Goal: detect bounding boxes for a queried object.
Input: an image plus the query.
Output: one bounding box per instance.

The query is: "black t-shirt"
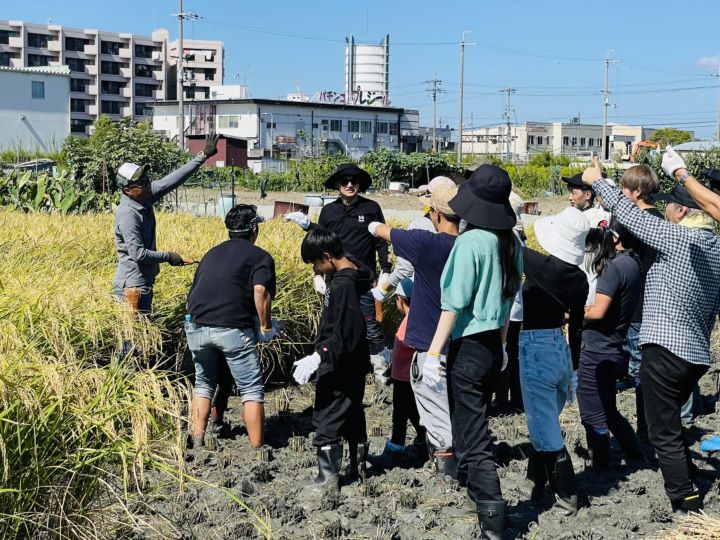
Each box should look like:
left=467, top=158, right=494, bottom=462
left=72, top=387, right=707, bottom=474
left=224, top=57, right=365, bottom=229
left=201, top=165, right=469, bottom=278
left=187, top=238, right=276, bottom=329
left=315, top=196, right=391, bottom=275
left=627, top=206, right=663, bottom=323
left=583, top=251, right=641, bottom=353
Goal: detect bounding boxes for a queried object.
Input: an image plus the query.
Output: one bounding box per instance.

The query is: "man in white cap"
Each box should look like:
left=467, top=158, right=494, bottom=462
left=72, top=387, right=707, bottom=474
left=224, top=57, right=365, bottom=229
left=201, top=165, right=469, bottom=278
left=113, top=132, right=219, bottom=315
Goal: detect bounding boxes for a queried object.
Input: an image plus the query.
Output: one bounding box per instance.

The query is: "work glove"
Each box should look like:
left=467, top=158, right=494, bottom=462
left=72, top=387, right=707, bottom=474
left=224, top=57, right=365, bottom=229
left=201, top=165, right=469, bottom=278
left=423, top=352, right=446, bottom=391
left=367, top=221, right=382, bottom=237
left=293, top=352, right=321, bottom=385
left=313, top=274, right=327, bottom=295
left=258, top=321, right=279, bottom=343
left=202, top=132, right=220, bottom=159
left=371, top=272, right=393, bottom=302
left=567, top=370, right=578, bottom=404
left=501, top=346, right=509, bottom=372
left=284, top=211, right=310, bottom=230
left=167, top=252, right=185, bottom=266
left=662, top=145, right=687, bottom=179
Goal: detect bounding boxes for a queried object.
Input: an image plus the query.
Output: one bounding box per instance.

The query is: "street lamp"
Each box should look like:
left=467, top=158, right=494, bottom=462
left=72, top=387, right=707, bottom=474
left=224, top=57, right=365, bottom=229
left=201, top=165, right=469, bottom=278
left=260, top=112, right=274, bottom=159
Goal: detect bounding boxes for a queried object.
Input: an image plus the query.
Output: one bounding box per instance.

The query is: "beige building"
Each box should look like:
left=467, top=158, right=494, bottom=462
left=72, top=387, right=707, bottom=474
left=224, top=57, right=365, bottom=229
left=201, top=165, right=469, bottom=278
left=167, top=39, right=224, bottom=100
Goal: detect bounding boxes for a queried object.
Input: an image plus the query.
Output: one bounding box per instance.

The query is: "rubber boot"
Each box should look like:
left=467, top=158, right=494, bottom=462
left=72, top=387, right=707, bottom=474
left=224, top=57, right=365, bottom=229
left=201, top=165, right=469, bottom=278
left=404, top=436, right=429, bottom=468
left=311, top=444, right=342, bottom=493
left=671, top=489, right=703, bottom=514
left=635, top=385, right=649, bottom=443
left=611, top=417, right=647, bottom=466
left=547, top=447, right=578, bottom=517
left=526, top=448, right=548, bottom=501
left=586, top=430, right=611, bottom=472
left=367, top=440, right=407, bottom=469
left=345, top=441, right=369, bottom=483
left=476, top=500, right=506, bottom=540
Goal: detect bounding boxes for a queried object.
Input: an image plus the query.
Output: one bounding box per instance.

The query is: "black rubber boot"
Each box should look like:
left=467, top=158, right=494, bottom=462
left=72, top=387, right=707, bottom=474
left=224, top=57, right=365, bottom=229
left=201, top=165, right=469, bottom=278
left=526, top=448, right=548, bottom=501
left=671, top=489, right=703, bottom=514
left=367, top=440, right=407, bottom=470
left=547, top=447, right=578, bottom=517
left=312, top=444, right=342, bottom=492
left=611, top=417, right=647, bottom=466
left=476, top=500, right=506, bottom=540
left=635, top=385, right=649, bottom=443
left=345, top=441, right=369, bottom=483
left=586, top=430, right=611, bottom=472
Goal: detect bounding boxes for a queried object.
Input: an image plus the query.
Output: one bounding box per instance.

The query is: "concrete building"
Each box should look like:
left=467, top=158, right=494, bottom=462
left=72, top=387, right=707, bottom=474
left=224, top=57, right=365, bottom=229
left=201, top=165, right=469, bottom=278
left=461, top=121, right=668, bottom=161
left=152, top=97, right=420, bottom=168
left=344, top=35, right=390, bottom=107
left=0, top=65, right=70, bottom=152
left=167, top=38, right=224, bottom=100
left=419, top=125, right=454, bottom=153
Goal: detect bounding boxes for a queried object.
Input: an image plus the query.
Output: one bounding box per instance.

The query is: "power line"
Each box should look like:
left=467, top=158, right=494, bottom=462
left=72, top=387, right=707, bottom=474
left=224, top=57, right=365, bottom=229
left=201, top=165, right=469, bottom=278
left=425, top=78, right=446, bottom=151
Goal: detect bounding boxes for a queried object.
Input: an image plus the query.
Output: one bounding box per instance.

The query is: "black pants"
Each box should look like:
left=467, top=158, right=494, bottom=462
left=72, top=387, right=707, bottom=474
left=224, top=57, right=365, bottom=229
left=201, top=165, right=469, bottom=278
left=492, top=320, right=523, bottom=408
left=640, top=344, right=708, bottom=502
left=448, top=329, right=503, bottom=502
left=577, top=348, right=631, bottom=434
left=391, top=379, right=425, bottom=445
left=359, top=291, right=386, bottom=355
left=313, top=369, right=367, bottom=447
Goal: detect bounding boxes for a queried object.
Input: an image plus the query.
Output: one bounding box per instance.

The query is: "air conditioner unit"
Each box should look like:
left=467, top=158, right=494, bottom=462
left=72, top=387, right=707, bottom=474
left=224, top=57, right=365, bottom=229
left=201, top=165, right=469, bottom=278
left=151, top=51, right=162, bottom=61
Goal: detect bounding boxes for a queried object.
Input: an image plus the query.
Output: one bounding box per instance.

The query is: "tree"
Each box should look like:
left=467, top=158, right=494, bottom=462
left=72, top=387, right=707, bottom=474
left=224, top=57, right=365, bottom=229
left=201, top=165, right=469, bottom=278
left=648, top=128, right=692, bottom=147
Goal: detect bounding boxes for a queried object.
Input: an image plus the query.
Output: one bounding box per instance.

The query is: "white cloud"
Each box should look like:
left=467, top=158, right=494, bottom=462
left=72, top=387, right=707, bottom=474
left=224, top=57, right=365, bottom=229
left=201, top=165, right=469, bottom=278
left=697, top=55, right=720, bottom=70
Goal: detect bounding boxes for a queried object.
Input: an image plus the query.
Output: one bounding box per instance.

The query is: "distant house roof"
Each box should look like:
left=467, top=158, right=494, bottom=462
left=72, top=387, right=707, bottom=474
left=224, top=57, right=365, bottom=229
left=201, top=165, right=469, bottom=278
left=155, top=97, right=413, bottom=114
left=0, top=65, right=71, bottom=76
left=674, top=141, right=720, bottom=152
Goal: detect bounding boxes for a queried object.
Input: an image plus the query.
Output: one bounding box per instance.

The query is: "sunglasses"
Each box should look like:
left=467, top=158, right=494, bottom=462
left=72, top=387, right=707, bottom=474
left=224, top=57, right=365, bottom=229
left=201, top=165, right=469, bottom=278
left=127, top=178, right=150, bottom=189
left=338, top=178, right=359, bottom=187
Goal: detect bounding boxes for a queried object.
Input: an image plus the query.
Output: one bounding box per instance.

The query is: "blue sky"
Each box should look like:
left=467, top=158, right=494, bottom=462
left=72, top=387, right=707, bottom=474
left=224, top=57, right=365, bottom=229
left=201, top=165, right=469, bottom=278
left=7, top=0, right=720, bottom=137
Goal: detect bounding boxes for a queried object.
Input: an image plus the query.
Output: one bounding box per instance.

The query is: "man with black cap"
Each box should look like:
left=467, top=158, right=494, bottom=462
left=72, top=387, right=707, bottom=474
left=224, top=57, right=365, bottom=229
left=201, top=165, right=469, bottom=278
left=113, top=132, right=219, bottom=315
left=284, top=163, right=392, bottom=379
left=563, top=172, right=609, bottom=228
left=581, top=157, right=720, bottom=515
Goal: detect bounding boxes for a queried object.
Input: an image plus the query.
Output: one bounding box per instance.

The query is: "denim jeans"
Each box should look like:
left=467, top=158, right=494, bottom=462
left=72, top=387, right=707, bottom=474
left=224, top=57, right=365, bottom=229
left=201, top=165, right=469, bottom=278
left=624, top=322, right=642, bottom=384
left=520, top=329, right=573, bottom=452
left=184, top=322, right=264, bottom=403
left=359, top=290, right=386, bottom=355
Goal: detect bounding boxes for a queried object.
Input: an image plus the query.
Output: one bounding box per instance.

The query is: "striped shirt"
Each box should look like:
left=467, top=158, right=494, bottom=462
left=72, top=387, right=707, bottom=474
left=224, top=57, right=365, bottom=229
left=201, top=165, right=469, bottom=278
left=594, top=178, right=720, bottom=366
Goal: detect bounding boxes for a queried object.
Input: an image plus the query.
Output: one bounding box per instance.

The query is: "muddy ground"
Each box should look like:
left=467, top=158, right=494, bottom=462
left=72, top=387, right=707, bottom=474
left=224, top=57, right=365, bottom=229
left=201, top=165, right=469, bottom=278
left=137, top=355, right=720, bottom=540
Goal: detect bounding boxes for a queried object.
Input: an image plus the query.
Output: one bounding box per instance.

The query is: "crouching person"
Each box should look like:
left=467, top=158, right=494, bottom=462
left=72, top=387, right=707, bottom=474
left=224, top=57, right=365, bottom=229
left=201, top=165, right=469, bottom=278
left=293, top=229, right=373, bottom=493
left=186, top=204, right=277, bottom=449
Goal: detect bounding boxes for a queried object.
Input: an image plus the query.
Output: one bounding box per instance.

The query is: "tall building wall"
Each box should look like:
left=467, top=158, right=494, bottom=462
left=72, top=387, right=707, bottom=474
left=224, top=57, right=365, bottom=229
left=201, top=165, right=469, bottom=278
left=344, top=34, right=389, bottom=106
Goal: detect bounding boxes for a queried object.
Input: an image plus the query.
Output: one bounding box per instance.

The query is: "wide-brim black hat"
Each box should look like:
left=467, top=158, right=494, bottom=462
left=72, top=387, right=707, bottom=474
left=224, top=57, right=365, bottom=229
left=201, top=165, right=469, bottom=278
left=655, top=185, right=700, bottom=209
left=324, top=164, right=372, bottom=192
left=449, top=164, right=516, bottom=230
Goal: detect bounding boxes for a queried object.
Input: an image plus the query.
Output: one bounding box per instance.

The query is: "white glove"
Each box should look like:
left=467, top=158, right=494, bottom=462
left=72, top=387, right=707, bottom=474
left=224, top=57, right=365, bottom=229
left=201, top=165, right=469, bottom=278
left=501, top=346, right=509, bottom=372
left=423, top=353, right=446, bottom=391
left=371, top=272, right=393, bottom=302
left=567, top=370, right=578, bottom=404
left=367, top=221, right=382, bottom=237
left=662, top=145, right=687, bottom=179
left=313, top=274, right=327, bottom=295
left=293, top=352, right=321, bottom=385
left=284, top=211, right=310, bottom=230
left=258, top=321, right=279, bottom=343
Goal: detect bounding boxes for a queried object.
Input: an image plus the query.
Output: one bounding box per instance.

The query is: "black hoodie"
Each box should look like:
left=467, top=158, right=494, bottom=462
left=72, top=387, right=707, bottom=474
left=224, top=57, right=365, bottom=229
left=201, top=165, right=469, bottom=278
left=315, top=258, right=373, bottom=377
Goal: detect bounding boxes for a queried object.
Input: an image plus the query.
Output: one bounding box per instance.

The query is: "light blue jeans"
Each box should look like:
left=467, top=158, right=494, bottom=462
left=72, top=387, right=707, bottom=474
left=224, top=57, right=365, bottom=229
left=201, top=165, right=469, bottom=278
left=184, top=322, right=265, bottom=403
left=519, top=328, right=573, bottom=452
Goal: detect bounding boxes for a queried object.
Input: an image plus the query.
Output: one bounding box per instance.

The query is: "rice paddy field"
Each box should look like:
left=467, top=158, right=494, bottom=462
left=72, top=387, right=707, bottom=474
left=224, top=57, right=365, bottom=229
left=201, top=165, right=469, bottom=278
left=1, top=207, right=719, bottom=539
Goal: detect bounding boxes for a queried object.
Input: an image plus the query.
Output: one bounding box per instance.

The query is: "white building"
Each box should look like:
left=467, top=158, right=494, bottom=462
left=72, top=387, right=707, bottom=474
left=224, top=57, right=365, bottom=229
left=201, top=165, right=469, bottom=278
left=0, top=65, right=70, bottom=152
left=152, top=97, right=420, bottom=166
left=461, top=121, right=669, bottom=161
left=344, top=35, right=390, bottom=107
left=167, top=38, right=224, bottom=100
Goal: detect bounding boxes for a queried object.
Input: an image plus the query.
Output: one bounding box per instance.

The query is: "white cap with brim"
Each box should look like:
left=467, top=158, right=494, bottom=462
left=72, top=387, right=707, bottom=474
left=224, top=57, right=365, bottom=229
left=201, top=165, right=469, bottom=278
left=116, top=162, right=149, bottom=188
left=533, top=207, right=589, bottom=266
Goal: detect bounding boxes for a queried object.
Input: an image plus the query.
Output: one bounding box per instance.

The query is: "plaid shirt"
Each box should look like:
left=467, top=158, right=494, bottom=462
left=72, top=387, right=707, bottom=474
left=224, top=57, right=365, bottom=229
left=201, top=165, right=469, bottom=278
left=594, top=179, right=720, bottom=366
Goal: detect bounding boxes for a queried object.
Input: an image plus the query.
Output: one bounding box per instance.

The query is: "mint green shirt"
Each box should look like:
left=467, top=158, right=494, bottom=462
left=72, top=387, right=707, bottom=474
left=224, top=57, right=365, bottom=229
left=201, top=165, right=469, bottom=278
left=440, top=229, right=522, bottom=340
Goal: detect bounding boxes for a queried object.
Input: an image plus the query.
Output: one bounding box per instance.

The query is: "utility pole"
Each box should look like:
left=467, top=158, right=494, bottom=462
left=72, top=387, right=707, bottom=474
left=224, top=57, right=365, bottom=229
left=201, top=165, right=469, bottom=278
left=716, top=65, right=720, bottom=141
left=426, top=77, right=445, bottom=152
left=500, top=87, right=516, bottom=161
left=457, top=30, right=474, bottom=164
left=602, top=50, right=618, bottom=160
left=173, top=0, right=198, bottom=150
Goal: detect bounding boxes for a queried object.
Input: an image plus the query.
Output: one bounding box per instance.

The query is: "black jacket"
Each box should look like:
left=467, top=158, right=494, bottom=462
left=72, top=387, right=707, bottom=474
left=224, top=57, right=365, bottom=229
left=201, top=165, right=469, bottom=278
left=315, top=259, right=372, bottom=377
left=314, top=196, right=392, bottom=274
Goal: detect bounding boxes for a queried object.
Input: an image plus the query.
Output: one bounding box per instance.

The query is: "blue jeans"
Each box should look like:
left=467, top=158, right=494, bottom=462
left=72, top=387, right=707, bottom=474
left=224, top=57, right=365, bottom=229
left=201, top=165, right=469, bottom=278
left=625, top=322, right=642, bottom=384
left=184, top=322, right=264, bottom=403
left=520, top=329, right=573, bottom=452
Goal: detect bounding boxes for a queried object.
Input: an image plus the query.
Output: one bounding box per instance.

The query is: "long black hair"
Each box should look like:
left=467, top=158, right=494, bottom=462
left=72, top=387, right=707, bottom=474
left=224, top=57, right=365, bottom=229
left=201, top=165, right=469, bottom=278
left=584, top=227, right=616, bottom=275
left=465, top=224, right=521, bottom=299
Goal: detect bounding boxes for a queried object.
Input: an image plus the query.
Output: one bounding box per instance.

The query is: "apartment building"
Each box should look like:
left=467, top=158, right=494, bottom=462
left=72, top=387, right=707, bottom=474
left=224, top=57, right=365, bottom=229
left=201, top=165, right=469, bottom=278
left=167, top=39, right=223, bottom=100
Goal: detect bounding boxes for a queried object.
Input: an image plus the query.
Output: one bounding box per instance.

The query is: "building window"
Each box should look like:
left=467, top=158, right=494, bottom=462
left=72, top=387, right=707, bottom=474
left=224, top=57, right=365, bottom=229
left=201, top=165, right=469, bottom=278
left=27, top=54, right=50, bottom=67
left=70, top=78, right=88, bottom=92
left=218, top=116, right=239, bottom=129
left=65, top=37, right=87, bottom=52
left=563, top=136, right=569, bottom=146
left=101, top=80, right=124, bottom=95
left=134, top=44, right=157, bottom=59
left=27, top=33, right=49, bottom=48
left=135, top=64, right=155, bottom=78
left=135, top=102, right=150, bottom=116
left=184, top=87, right=195, bottom=99
left=377, top=122, right=389, bottom=134
left=0, top=30, right=20, bottom=45
left=321, top=119, right=329, bottom=131
left=360, top=121, right=372, bottom=134
left=587, top=138, right=593, bottom=147
left=537, top=136, right=543, bottom=145
left=571, top=137, right=577, bottom=146
left=389, top=123, right=399, bottom=136
left=67, top=58, right=87, bottom=72
left=204, top=68, right=215, bottom=81
left=0, top=52, right=11, bottom=66
left=101, top=61, right=122, bottom=75
left=348, top=120, right=360, bottom=133
left=134, top=83, right=155, bottom=97
left=580, top=137, right=586, bottom=146
left=528, top=135, right=535, bottom=145
left=31, top=81, right=45, bottom=99
left=265, top=122, right=276, bottom=129
left=330, top=119, right=342, bottom=132
left=101, top=100, right=122, bottom=114
left=70, top=99, right=87, bottom=113
left=101, top=41, right=121, bottom=55
left=71, top=119, right=92, bottom=133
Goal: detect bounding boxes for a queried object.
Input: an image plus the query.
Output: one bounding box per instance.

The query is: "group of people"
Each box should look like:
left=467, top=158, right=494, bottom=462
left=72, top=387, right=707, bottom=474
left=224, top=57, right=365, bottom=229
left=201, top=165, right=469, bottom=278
left=112, top=133, right=720, bottom=539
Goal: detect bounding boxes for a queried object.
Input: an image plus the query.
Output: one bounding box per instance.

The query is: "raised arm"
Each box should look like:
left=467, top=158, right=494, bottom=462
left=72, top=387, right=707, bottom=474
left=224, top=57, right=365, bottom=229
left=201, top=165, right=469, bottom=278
left=151, top=133, right=218, bottom=201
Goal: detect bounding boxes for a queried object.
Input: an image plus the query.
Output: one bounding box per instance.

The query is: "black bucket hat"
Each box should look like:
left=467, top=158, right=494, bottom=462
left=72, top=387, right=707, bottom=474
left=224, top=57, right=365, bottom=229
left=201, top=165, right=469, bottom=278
left=655, top=185, right=700, bottom=209
left=449, top=164, right=516, bottom=230
left=324, top=163, right=372, bottom=192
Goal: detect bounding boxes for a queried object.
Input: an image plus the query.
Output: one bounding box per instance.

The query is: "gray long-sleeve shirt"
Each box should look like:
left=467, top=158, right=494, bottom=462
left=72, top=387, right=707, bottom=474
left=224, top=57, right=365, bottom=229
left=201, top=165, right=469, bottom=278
left=112, top=156, right=204, bottom=290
